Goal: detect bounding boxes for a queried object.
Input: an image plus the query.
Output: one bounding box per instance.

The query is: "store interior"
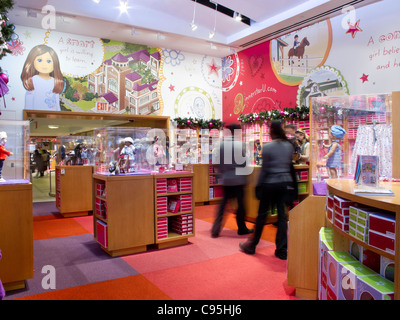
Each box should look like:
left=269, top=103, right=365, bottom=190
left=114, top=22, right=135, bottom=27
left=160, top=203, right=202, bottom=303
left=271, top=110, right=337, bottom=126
left=1, top=0, right=400, bottom=302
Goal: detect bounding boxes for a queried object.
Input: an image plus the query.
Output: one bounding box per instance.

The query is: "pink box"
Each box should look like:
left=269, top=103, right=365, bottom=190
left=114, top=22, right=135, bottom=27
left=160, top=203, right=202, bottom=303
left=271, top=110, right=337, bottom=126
left=333, top=196, right=356, bottom=209
left=369, top=212, right=395, bottom=237
left=96, top=221, right=108, bottom=248
left=368, top=230, right=395, bottom=254
left=298, top=120, right=310, bottom=128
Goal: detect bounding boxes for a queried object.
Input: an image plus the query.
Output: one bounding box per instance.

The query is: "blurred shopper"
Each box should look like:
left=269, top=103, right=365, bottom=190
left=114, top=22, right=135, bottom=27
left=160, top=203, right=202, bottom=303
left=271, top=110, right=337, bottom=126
left=240, top=120, right=297, bottom=259
left=211, top=123, right=253, bottom=238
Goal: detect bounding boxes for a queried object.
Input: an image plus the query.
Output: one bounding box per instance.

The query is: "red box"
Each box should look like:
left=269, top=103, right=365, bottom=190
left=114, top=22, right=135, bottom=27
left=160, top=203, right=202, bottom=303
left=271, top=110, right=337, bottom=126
left=334, top=205, right=349, bottom=216
left=333, top=196, right=355, bottom=208
left=214, top=186, right=224, bottom=198
left=369, top=212, right=395, bottom=237
left=327, top=195, right=334, bottom=210
left=335, top=212, right=349, bottom=224
left=368, top=230, right=395, bottom=254
left=334, top=217, right=349, bottom=232
left=96, top=221, right=108, bottom=248
left=156, top=178, right=167, bottom=194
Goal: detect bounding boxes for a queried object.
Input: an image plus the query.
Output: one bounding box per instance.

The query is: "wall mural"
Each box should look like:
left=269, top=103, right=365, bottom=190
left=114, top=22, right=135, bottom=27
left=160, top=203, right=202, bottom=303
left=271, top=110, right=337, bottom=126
left=0, top=26, right=222, bottom=121
left=223, top=0, right=400, bottom=123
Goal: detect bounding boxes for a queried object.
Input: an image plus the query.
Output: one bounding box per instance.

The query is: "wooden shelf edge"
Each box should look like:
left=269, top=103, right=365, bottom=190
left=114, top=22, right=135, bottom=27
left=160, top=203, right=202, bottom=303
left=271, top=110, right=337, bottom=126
left=326, top=216, right=395, bottom=260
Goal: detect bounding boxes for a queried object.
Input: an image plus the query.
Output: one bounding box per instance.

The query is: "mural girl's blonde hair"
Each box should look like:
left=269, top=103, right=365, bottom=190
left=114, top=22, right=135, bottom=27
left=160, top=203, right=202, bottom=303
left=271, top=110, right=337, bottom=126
left=20, top=44, right=64, bottom=94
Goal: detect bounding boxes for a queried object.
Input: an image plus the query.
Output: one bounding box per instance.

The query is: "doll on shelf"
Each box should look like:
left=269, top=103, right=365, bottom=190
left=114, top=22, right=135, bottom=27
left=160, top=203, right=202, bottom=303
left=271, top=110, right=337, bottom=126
left=119, top=137, right=136, bottom=173
left=323, top=125, right=346, bottom=179
left=153, top=136, right=166, bottom=166
left=0, top=131, right=13, bottom=182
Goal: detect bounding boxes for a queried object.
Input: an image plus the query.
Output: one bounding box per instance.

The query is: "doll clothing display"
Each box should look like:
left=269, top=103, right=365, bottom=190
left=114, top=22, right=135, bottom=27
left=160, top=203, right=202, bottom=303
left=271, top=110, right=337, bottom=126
left=0, top=144, right=12, bottom=180
left=349, top=124, right=392, bottom=179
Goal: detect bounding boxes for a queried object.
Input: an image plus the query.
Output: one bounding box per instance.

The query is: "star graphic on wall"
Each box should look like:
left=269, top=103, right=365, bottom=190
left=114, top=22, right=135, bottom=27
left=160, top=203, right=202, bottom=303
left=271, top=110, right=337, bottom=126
left=360, top=73, right=369, bottom=83
left=207, top=58, right=221, bottom=76
left=168, top=84, right=175, bottom=91
left=346, top=19, right=362, bottom=38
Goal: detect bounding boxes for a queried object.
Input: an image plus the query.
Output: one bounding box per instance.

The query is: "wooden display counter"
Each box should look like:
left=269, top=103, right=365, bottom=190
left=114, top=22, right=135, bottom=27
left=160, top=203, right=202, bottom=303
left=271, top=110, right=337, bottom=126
left=193, top=164, right=223, bottom=204
left=56, top=165, right=93, bottom=217
left=326, top=179, right=400, bottom=300
left=288, top=179, right=400, bottom=300
left=0, top=183, right=33, bottom=291
left=93, top=174, right=155, bottom=257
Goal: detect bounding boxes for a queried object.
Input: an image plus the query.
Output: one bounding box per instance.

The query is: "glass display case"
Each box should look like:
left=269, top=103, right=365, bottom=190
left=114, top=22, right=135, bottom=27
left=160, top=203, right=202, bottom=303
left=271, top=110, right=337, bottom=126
left=310, top=93, right=392, bottom=194
left=93, top=127, right=174, bottom=175
left=56, top=135, right=96, bottom=166
left=0, top=119, right=30, bottom=184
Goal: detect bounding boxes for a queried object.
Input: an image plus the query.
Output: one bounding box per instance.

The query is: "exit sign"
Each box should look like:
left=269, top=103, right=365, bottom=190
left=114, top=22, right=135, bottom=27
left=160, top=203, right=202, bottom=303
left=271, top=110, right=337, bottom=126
left=96, top=101, right=108, bottom=111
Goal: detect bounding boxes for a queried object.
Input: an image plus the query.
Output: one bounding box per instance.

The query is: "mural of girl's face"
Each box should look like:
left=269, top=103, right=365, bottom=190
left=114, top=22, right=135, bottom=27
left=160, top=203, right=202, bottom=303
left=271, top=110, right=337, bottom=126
left=34, top=52, right=54, bottom=75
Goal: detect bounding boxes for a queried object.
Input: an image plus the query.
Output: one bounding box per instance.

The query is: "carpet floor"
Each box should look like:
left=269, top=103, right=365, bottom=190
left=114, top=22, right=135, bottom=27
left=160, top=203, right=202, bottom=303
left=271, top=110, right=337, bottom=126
left=4, top=201, right=296, bottom=300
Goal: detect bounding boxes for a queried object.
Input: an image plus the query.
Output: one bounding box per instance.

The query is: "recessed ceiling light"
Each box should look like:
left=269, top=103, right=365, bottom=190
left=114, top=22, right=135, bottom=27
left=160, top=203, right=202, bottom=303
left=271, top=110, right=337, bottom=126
left=92, top=0, right=100, bottom=3
left=118, top=0, right=129, bottom=13
left=48, top=125, right=59, bottom=129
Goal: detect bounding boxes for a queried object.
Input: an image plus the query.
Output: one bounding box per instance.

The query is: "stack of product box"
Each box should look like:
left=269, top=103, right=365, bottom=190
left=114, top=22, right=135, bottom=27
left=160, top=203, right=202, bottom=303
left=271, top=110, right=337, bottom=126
left=318, top=227, right=333, bottom=300
left=297, top=170, right=308, bottom=181
left=333, top=196, right=356, bottom=232
left=368, top=212, right=396, bottom=255
left=170, top=214, right=193, bottom=235
left=319, top=229, right=396, bottom=300
left=95, top=197, right=107, bottom=219
left=156, top=196, right=168, bottom=215
left=157, top=217, right=168, bottom=239
left=297, top=182, right=307, bottom=194
left=179, top=194, right=192, bottom=212
left=156, top=178, right=167, bottom=194
left=349, top=206, right=370, bottom=242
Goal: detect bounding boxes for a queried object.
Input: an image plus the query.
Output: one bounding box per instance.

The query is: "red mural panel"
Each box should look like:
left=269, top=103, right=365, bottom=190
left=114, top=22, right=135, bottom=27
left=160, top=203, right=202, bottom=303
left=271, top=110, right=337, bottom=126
left=222, top=41, right=298, bottom=124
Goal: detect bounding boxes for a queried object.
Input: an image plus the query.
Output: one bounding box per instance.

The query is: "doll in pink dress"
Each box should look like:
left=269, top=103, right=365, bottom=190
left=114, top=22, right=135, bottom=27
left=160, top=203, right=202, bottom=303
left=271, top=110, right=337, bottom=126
left=0, top=131, right=13, bottom=182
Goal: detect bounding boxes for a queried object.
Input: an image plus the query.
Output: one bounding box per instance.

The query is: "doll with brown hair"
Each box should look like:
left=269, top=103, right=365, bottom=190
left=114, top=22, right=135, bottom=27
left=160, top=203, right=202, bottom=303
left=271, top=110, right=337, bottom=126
left=20, top=44, right=64, bottom=111
left=0, top=131, right=13, bottom=182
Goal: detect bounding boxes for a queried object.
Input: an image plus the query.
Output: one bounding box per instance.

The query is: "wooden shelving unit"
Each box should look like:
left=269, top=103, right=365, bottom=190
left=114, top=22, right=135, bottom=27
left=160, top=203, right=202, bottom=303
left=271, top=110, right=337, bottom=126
left=56, top=165, right=93, bottom=217
left=0, top=183, right=33, bottom=291
left=288, top=91, right=400, bottom=300
left=154, top=172, right=195, bottom=249
left=325, top=179, right=400, bottom=300
left=92, top=173, right=155, bottom=257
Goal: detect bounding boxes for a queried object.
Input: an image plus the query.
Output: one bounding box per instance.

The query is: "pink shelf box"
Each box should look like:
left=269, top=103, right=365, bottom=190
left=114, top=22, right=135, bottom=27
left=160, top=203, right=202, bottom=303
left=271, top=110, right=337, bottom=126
left=156, top=178, right=167, bottom=194
left=156, top=197, right=168, bottom=215
left=178, top=177, right=192, bottom=192
left=96, top=220, right=108, bottom=248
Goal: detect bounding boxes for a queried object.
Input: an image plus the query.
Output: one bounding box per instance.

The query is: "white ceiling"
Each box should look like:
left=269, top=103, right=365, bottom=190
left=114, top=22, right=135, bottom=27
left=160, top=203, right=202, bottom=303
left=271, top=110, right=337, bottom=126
left=9, top=0, right=381, bottom=58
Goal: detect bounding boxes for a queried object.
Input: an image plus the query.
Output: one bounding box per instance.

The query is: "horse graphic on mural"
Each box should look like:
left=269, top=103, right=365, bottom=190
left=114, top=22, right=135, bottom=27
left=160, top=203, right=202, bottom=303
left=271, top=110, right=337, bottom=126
left=288, top=37, right=310, bottom=65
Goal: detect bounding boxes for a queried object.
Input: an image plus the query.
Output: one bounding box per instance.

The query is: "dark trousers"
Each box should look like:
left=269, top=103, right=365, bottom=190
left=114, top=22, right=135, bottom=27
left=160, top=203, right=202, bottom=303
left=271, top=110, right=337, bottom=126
left=251, top=182, right=289, bottom=254
left=0, top=159, right=4, bottom=178
left=212, top=185, right=248, bottom=235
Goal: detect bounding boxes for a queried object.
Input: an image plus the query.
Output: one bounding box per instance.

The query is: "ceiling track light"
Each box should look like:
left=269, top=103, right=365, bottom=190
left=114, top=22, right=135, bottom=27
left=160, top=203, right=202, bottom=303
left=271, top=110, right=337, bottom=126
left=233, top=11, right=242, bottom=22
left=209, top=2, right=217, bottom=39
left=190, top=0, right=198, bottom=31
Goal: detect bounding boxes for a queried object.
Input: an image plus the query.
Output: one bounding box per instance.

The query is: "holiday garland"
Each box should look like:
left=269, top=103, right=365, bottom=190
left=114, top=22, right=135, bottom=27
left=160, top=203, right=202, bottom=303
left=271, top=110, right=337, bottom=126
left=0, top=0, right=15, bottom=70
left=173, top=117, right=223, bottom=129
left=238, top=105, right=310, bottom=124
